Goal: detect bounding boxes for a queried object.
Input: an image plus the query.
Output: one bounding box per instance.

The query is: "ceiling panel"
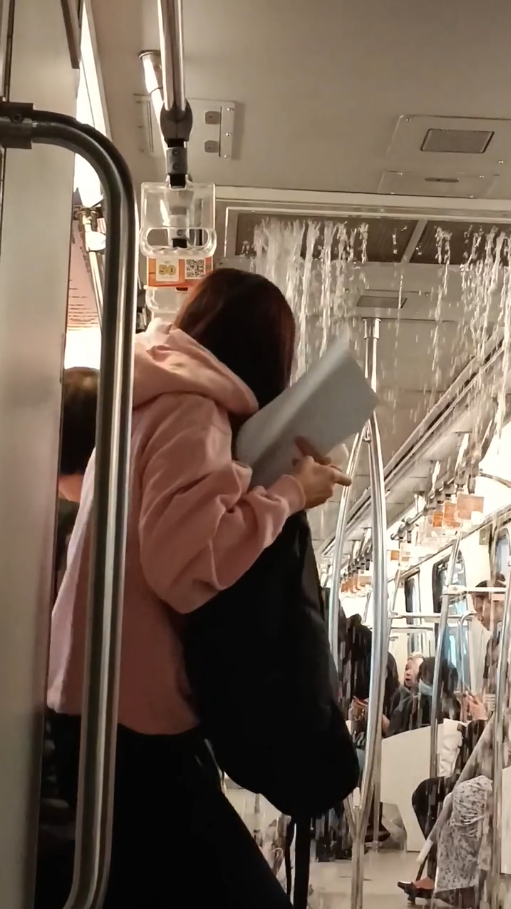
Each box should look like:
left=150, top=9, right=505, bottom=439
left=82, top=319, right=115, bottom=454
left=89, top=0, right=511, bottom=197
left=88, top=0, right=511, bottom=198
left=85, top=0, right=511, bottom=553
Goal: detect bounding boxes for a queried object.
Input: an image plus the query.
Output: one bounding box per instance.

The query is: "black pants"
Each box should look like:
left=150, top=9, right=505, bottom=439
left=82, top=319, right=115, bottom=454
left=411, top=775, right=455, bottom=871
left=41, top=713, right=291, bottom=909
left=412, top=775, right=455, bottom=838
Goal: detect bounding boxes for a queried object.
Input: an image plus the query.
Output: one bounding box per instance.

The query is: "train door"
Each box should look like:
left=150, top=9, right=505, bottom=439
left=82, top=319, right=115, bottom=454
left=0, top=3, right=78, bottom=907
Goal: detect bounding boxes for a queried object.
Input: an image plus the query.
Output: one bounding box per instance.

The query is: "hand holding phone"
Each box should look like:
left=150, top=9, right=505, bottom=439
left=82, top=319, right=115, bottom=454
left=463, top=692, right=487, bottom=722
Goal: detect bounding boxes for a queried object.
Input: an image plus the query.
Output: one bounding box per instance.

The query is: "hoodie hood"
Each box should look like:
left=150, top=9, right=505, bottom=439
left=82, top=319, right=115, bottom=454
left=132, top=320, right=258, bottom=416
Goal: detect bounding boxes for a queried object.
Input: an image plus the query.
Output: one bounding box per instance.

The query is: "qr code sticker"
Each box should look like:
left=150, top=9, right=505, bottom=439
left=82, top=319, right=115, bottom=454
left=185, top=259, right=207, bottom=280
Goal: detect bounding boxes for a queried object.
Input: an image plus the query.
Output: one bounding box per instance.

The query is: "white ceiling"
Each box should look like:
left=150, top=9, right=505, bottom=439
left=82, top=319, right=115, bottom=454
left=89, top=0, right=511, bottom=198
left=85, top=0, right=511, bottom=555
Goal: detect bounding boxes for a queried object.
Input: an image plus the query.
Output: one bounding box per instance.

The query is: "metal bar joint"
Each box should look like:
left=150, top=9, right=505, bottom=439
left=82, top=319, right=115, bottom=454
left=0, top=100, right=34, bottom=148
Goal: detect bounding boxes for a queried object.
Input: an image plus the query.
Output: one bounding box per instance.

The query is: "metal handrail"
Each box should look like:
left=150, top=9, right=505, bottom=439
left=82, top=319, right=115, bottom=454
left=157, top=0, right=186, bottom=115
left=429, top=532, right=462, bottom=780
left=490, top=568, right=511, bottom=906
left=390, top=612, right=462, bottom=622
left=328, top=431, right=363, bottom=669
left=389, top=625, right=436, bottom=634
left=480, top=470, right=511, bottom=490
left=21, top=108, right=137, bottom=909
left=351, top=411, right=387, bottom=909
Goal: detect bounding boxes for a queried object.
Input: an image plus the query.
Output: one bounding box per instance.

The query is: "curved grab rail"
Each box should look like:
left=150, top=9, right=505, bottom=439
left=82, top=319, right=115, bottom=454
left=28, top=111, right=138, bottom=909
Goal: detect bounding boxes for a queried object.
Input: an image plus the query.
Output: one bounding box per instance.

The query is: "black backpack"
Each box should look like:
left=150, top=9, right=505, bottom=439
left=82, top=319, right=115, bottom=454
left=183, top=511, right=359, bottom=905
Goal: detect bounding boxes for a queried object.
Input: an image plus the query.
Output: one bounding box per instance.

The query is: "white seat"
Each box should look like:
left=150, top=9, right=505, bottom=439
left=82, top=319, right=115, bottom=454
left=380, top=724, right=459, bottom=852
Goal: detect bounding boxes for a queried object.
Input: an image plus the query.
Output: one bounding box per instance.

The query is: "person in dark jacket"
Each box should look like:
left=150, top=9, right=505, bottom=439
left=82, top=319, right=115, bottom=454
left=54, top=367, right=99, bottom=595
left=339, top=615, right=402, bottom=842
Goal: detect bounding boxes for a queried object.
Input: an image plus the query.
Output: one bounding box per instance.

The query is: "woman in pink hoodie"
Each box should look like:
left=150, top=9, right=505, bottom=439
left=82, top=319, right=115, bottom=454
left=47, top=268, right=348, bottom=908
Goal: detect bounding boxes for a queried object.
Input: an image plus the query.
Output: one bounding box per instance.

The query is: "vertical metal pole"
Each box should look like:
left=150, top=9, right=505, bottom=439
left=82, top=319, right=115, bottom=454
left=429, top=533, right=462, bottom=780
left=369, top=567, right=400, bottom=853
left=351, top=318, right=387, bottom=909
left=352, top=411, right=387, bottom=909
left=490, top=569, right=511, bottom=907
left=157, top=0, right=186, bottom=114
left=364, top=318, right=385, bottom=854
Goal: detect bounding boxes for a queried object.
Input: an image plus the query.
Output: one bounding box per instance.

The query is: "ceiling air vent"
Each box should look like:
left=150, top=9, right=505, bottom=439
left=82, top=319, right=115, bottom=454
left=424, top=177, right=460, bottom=184
left=356, top=291, right=406, bottom=311
left=421, top=129, right=494, bottom=155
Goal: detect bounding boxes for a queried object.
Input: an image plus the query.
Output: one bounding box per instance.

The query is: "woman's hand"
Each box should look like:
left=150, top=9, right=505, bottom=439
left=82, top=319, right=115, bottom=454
left=291, top=437, right=351, bottom=510
left=464, top=693, right=488, bottom=722
left=351, top=697, right=368, bottom=720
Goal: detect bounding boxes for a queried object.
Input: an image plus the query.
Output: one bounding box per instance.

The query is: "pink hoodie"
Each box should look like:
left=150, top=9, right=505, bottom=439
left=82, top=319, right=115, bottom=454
left=47, top=323, right=305, bottom=735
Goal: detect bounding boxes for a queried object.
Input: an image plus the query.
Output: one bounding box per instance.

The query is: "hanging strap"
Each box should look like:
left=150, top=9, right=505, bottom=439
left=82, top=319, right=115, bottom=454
left=284, top=816, right=311, bottom=909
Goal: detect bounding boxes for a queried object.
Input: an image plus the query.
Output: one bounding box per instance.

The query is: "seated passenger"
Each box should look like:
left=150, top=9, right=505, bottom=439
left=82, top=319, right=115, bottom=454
left=341, top=617, right=401, bottom=843
left=403, top=652, right=424, bottom=693
left=408, top=710, right=505, bottom=907
left=46, top=268, right=349, bottom=908
left=473, top=576, right=505, bottom=633
left=473, top=577, right=505, bottom=710
left=397, top=585, right=505, bottom=902
left=384, top=653, right=419, bottom=720
left=387, top=656, right=459, bottom=737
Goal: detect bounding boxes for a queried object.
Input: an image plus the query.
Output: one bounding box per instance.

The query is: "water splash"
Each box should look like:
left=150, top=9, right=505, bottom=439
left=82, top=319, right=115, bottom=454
left=494, top=237, right=511, bottom=443
left=319, top=222, right=335, bottom=356
left=429, top=227, right=452, bottom=404
left=249, top=216, right=511, bottom=503
left=251, top=218, right=369, bottom=375
left=297, top=222, right=320, bottom=375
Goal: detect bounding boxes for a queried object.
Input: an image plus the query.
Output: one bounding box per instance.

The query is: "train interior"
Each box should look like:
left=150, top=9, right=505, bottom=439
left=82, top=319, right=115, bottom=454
left=3, top=0, right=511, bottom=907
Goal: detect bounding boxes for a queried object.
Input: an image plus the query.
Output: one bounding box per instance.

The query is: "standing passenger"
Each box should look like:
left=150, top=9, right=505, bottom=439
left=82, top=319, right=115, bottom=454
left=37, top=366, right=98, bottom=909
left=47, top=268, right=350, bottom=909
left=55, top=367, right=99, bottom=594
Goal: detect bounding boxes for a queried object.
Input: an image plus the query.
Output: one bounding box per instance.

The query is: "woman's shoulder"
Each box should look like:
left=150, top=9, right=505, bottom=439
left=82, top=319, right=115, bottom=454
left=135, top=389, right=232, bottom=437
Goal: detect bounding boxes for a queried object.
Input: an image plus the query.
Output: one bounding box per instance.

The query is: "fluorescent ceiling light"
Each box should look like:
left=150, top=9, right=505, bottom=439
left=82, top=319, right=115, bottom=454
left=140, top=51, right=166, bottom=151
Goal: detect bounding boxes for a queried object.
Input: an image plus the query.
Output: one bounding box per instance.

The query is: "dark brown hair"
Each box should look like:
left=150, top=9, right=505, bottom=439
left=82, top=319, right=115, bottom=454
left=174, top=268, right=296, bottom=408
left=59, top=367, right=99, bottom=476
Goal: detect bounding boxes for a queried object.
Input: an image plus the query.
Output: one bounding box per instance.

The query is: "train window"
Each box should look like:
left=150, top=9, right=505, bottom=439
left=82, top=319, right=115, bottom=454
left=493, top=529, right=510, bottom=580
left=432, top=553, right=469, bottom=686
left=404, top=573, right=421, bottom=653
left=432, top=552, right=466, bottom=613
